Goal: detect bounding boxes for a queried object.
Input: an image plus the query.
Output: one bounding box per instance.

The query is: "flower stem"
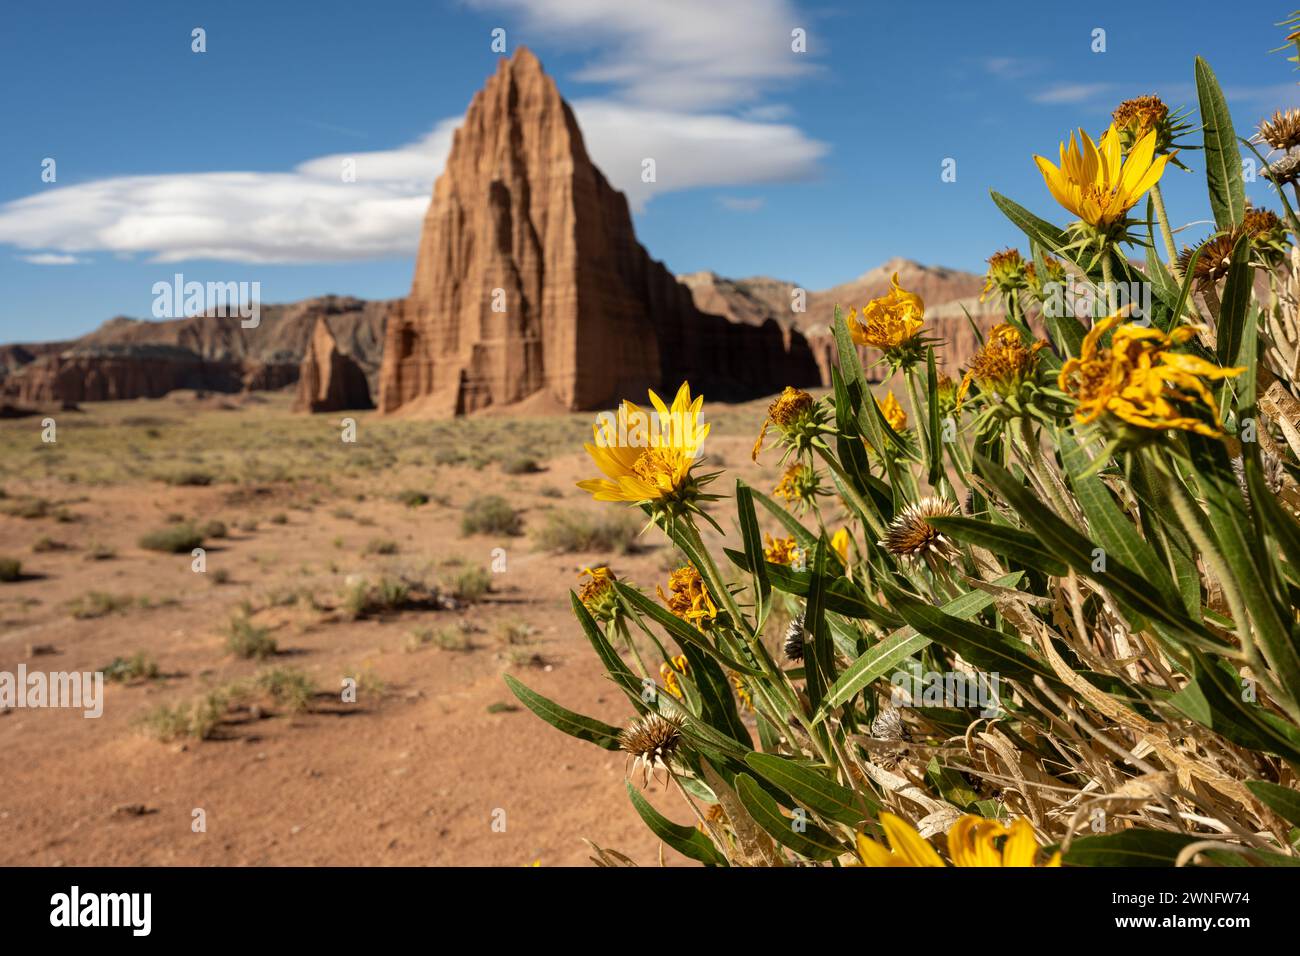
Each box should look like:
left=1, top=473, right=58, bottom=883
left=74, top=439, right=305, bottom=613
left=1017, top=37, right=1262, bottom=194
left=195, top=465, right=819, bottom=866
left=1100, top=249, right=1117, bottom=315
left=1150, top=182, right=1181, bottom=278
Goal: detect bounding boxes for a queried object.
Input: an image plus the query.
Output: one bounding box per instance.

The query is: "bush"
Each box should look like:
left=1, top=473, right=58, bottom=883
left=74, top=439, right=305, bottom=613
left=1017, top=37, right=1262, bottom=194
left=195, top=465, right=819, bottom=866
left=138, top=524, right=204, bottom=553
left=200, top=519, right=228, bottom=539
left=363, top=538, right=399, bottom=556
left=102, top=652, right=161, bottom=683
left=501, top=455, right=543, bottom=475
left=533, top=509, right=640, bottom=554
left=395, top=489, right=430, bottom=508
left=69, top=591, right=132, bottom=619
left=451, top=566, right=492, bottom=603
left=163, top=469, right=215, bottom=487
left=460, top=496, right=522, bottom=536
left=0, top=558, right=21, bottom=582
left=224, top=613, right=277, bottom=660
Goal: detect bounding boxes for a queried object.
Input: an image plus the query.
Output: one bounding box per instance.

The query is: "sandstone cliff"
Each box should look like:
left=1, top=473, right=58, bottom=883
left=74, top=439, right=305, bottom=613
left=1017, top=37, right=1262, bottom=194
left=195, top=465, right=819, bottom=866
left=293, top=317, right=374, bottom=412
left=377, top=47, right=819, bottom=417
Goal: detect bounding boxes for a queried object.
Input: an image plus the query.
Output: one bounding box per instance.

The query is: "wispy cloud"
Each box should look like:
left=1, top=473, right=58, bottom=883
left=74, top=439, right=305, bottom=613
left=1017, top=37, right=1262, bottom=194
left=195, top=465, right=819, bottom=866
left=1029, top=83, right=1116, bottom=105
left=17, top=253, right=88, bottom=265
left=716, top=196, right=766, bottom=212
left=983, top=56, right=1038, bottom=80
left=0, top=0, right=825, bottom=265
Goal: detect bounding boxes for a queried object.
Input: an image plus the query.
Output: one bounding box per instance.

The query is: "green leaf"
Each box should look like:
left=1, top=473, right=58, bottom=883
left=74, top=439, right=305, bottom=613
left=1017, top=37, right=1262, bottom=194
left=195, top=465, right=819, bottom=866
left=928, top=515, right=1068, bottom=577
left=503, top=674, right=623, bottom=750
left=1063, top=830, right=1202, bottom=866
left=614, top=582, right=763, bottom=678
left=803, top=539, right=832, bottom=710
left=1169, top=652, right=1300, bottom=763
left=881, top=582, right=1059, bottom=688
left=1245, top=780, right=1300, bottom=829
left=813, top=573, right=1022, bottom=721
left=735, top=480, right=771, bottom=628
left=733, top=772, right=846, bottom=861
left=1195, top=56, right=1246, bottom=229
left=745, top=752, right=878, bottom=826
left=1057, top=429, right=1182, bottom=612
left=1216, top=233, right=1253, bottom=368
left=925, top=348, right=942, bottom=487
left=625, top=781, right=728, bottom=866
left=571, top=592, right=645, bottom=705
left=752, top=486, right=819, bottom=554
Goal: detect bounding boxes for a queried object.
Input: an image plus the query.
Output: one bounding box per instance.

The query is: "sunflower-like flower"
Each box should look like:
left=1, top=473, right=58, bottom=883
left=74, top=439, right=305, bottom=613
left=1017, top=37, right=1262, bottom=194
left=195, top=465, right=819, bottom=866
left=1242, top=206, right=1291, bottom=265
left=1058, top=311, right=1245, bottom=440
left=853, top=812, right=1061, bottom=867
left=619, top=712, right=685, bottom=784
left=659, top=654, right=689, bottom=699
left=1025, top=254, right=1067, bottom=301
left=830, top=527, right=851, bottom=564
left=1034, top=124, right=1173, bottom=236
left=1112, top=95, right=1168, bottom=142
left=957, top=323, right=1048, bottom=408
left=752, top=386, right=823, bottom=461
left=579, top=382, right=714, bottom=515
left=772, top=461, right=825, bottom=514
left=763, top=534, right=801, bottom=567
left=932, top=374, right=959, bottom=419
left=849, top=273, right=928, bottom=368
left=1256, top=108, right=1300, bottom=152
left=980, top=248, right=1032, bottom=303
left=880, top=496, right=959, bottom=562
left=878, top=391, right=907, bottom=433
left=657, top=565, right=718, bottom=627
left=1177, top=232, right=1240, bottom=291
left=577, top=566, right=620, bottom=623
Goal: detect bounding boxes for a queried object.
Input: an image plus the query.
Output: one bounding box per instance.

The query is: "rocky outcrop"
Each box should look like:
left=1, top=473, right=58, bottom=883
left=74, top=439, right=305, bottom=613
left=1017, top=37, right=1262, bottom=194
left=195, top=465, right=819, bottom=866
left=293, top=317, right=373, bottom=412
left=0, top=296, right=390, bottom=406
left=377, top=47, right=818, bottom=417
left=679, top=258, right=1002, bottom=385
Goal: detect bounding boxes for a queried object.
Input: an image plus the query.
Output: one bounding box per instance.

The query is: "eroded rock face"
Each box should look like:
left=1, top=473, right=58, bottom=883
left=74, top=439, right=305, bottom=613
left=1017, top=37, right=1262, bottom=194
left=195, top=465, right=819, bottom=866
left=378, top=47, right=819, bottom=417
left=293, top=317, right=373, bottom=412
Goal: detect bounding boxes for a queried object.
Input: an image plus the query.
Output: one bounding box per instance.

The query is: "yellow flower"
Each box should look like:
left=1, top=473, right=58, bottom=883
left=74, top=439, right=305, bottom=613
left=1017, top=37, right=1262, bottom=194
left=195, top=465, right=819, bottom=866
left=1058, top=311, right=1244, bottom=438
left=878, top=391, right=907, bottom=432
left=730, top=673, right=753, bottom=712
left=578, top=382, right=709, bottom=504
left=852, top=813, right=945, bottom=867
left=753, top=386, right=818, bottom=460
left=848, top=272, right=926, bottom=355
left=577, top=566, right=620, bottom=622
left=763, top=534, right=800, bottom=566
left=830, top=527, right=850, bottom=563
left=659, top=654, right=689, bottom=699
left=1034, top=124, right=1173, bottom=230
left=772, top=461, right=822, bottom=512
left=980, top=248, right=1031, bottom=302
left=657, top=565, right=718, bottom=626
left=853, top=812, right=1060, bottom=867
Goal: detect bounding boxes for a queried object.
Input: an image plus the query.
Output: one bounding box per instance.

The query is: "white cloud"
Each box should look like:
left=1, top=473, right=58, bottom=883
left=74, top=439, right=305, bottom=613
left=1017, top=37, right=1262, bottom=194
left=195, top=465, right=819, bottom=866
left=0, top=1, right=824, bottom=265
left=467, top=0, right=813, bottom=110
left=716, top=196, right=766, bottom=213
left=18, top=253, right=88, bottom=265
left=1030, top=83, right=1116, bottom=105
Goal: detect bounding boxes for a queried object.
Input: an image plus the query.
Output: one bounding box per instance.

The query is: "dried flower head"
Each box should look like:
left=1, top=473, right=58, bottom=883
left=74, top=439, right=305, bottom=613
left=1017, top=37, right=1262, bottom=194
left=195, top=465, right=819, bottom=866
left=1264, top=151, right=1300, bottom=187
left=619, top=712, right=685, bottom=783
left=1177, top=232, right=1239, bottom=290
left=1112, top=95, right=1169, bottom=143
left=881, top=496, right=960, bottom=561
left=981, top=248, right=1031, bottom=302
left=783, top=614, right=806, bottom=662
left=1257, top=108, right=1300, bottom=151
left=960, top=323, right=1047, bottom=401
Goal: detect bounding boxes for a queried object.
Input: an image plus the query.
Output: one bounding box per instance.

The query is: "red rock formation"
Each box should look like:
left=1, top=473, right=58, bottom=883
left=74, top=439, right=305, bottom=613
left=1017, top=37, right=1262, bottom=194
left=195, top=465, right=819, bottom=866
left=378, top=47, right=818, bottom=417
left=293, top=317, right=373, bottom=412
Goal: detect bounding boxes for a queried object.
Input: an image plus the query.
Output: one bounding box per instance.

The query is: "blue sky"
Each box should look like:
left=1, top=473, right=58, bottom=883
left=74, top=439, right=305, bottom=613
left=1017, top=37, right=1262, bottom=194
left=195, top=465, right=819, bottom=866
left=1, top=0, right=1298, bottom=342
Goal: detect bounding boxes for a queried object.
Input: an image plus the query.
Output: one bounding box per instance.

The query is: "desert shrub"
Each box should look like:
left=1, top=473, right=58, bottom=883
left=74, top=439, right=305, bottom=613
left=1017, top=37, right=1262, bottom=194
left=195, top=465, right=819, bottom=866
left=69, top=591, right=132, bottom=618
left=254, top=667, right=315, bottom=713
left=460, top=495, right=522, bottom=536
left=139, top=691, right=227, bottom=741
left=501, top=455, right=542, bottom=475
left=0, top=557, right=21, bottom=582
left=513, top=50, right=1300, bottom=868
left=163, top=469, right=215, bottom=486
left=533, top=509, right=640, bottom=554
left=200, top=519, right=228, bottom=539
left=83, top=542, right=116, bottom=561
left=139, top=524, right=203, bottom=553
left=342, top=575, right=418, bottom=619
left=224, top=613, right=277, bottom=660
left=450, top=566, right=491, bottom=603
left=31, top=536, right=67, bottom=553
left=363, top=538, right=399, bottom=556
left=101, top=651, right=161, bottom=683
left=211, top=568, right=231, bottom=585
left=2, top=497, right=50, bottom=519
left=395, top=489, right=430, bottom=508
left=270, top=512, right=288, bottom=525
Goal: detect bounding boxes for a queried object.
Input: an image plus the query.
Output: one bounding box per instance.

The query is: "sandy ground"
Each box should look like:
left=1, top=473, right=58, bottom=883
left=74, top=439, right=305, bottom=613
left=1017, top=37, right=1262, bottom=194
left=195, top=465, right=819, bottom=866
left=0, top=392, right=792, bottom=866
